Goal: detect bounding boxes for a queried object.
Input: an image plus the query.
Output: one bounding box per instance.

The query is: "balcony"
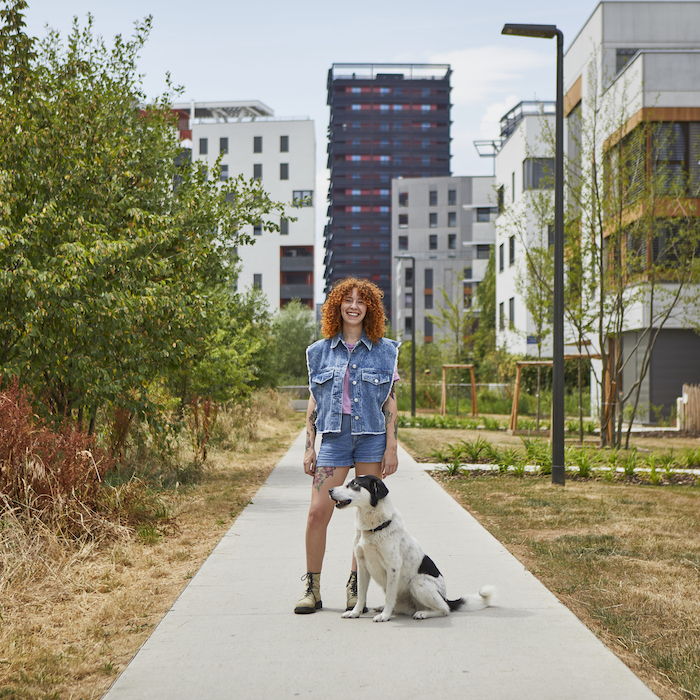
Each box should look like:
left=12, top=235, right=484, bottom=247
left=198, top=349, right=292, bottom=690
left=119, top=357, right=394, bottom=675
left=280, top=284, right=313, bottom=300
left=280, top=257, right=314, bottom=272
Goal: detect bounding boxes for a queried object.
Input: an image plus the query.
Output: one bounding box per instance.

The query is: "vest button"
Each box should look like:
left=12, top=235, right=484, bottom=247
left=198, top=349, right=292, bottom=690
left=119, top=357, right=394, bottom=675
left=354, top=415, right=359, bottom=420
left=352, top=364, right=357, bottom=368
left=352, top=380, right=357, bottom=385
left=354, top=397, right=358, bottom=402
left=374, top=379, right=378, bottom=383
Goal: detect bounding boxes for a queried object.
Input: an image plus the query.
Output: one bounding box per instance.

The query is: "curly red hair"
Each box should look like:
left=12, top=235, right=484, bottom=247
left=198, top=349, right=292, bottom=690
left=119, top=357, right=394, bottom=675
left=321, top=277, right=386, bottom=343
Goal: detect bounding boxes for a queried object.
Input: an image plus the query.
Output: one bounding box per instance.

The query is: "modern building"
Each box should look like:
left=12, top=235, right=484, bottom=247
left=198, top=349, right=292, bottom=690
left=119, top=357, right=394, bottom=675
left=325, top=64, right=452, bottom=318
left=494, top=1, right=700, bottom=422
left=173, top=101, right=316, bottom=310
left=391, top=176, right=496, bottom=344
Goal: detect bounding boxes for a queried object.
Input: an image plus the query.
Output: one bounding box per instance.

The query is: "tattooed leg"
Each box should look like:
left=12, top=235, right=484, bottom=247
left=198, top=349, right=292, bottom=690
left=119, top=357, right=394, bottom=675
left=313, top=466, right=336, bottom=492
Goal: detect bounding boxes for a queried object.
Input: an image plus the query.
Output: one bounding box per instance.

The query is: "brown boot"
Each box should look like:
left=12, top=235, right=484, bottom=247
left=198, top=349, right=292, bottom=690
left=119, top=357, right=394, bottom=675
left=294, top=573, right=322, bottom=614
left=346, top=571, right=367, bottom=613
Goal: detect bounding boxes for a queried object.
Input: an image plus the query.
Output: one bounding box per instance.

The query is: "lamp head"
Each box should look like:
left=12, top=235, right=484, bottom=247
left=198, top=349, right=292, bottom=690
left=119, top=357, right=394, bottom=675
left=502, top=23, right=558, bottom=39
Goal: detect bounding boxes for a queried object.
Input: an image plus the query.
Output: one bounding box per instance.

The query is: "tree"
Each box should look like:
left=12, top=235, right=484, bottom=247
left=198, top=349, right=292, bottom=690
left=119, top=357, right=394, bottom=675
left=0, top=2, right=289, bottom=427
left=270, top=300, right=318, bottom=382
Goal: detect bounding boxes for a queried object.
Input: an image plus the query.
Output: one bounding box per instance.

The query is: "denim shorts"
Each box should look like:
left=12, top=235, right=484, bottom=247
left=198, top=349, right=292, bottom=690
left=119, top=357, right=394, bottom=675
left=316, top=414, right=387, bottom=467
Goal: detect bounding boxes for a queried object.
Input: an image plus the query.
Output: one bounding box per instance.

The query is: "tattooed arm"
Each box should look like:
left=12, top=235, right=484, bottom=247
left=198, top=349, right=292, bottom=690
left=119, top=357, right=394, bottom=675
left=303, top=395, right=318, bottom=476
left=381, top=383, right=399, bottom=477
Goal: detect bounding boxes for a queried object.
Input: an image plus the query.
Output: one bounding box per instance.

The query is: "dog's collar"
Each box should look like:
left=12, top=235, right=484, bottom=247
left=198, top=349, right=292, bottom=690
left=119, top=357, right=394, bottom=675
left=366, top=519, right=392, bottom=533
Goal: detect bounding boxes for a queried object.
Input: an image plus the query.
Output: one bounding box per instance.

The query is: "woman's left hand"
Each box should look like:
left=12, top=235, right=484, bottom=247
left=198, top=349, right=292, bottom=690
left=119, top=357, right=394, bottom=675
left=381, top=448, right=399, bottom=477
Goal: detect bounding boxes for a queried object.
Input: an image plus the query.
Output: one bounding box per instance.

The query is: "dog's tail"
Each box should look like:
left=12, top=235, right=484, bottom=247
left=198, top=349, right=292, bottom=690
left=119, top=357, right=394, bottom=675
left=447, top=597, right=465, bottom=612
left=459, top=585, right=496, bottom=612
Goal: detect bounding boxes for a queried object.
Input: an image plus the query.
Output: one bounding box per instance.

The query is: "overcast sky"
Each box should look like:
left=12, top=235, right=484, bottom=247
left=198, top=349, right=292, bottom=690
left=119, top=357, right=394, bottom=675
left=22, top=0, right=648, bottom=300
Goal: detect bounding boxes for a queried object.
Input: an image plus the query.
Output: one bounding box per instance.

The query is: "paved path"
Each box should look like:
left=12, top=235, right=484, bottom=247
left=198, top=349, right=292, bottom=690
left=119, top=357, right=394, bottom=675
left=103, top=432, right=660, bottom=700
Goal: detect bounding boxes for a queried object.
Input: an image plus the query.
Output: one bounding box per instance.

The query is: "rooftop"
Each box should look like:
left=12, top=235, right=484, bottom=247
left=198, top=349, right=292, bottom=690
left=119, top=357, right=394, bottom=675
left=330, top=63, right=451, bottom=81
left=171, top=100, right=275, bottom=123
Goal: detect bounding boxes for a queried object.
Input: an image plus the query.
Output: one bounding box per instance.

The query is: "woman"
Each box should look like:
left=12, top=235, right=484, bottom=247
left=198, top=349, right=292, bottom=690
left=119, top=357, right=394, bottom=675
left=294, top=277, right=400, bottom=615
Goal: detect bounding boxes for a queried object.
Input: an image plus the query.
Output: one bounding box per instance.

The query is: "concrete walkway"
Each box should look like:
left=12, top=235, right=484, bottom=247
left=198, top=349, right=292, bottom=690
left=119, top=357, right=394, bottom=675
left=103, top=432, right=660, bottom=700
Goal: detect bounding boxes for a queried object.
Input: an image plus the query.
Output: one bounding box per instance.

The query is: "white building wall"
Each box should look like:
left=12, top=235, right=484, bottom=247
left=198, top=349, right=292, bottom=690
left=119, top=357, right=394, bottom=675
left=188, top=117, right=316, bottom=310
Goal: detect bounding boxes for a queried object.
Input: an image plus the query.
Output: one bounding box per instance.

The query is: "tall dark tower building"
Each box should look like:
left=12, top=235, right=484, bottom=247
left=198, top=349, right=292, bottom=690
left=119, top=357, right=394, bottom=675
left=325, top=64, right=452, bottom=317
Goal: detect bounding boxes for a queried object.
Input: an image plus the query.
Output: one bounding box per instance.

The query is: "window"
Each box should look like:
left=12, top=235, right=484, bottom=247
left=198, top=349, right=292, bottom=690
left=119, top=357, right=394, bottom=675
left=497, top=185, right=505, bottom=214
left=254, top=164, right=262, bottom=180
left=253, top=274, right=262, bottom=289
left=429, top=213, right=438, bottom=228
left=405, top=267, right=414, bottom=287
left=499, top=243, right=504, bottom=271
left=429, top=234, right=437, bottom=250
left=448, top=234, right=456, bottom=250
left=253, top=225, right=262, bottom=236
left=398, top=214, right=408, bottom=228
left=253, top=136, right=263, bottom=153
left=280, top=163, right=289, bottom=180
left=463, top=283, right=473, bottom=308
left=476, top=207, right=490, bottom=222
left=199, top=138, right=208, bottom=155
left=499, top=302, right=505, bottom=330
left=523, top=158, right=555, bottom=190
left=509, top=297, right=515, bottom=324
left=448, top=212, right=456, bottom=227
left=424, top=317, right=433, bottom=342
left=404, top=316, right=413, bottom=334
left=398, top=235, right=408, bottom=250
left=220, top=164, right=229, bottom=181
left=405, top=292, right=413, bottom=308
left=398, top=192, right=408, bottom=207
left=429, top=190, right=438, bottom=206
left=220, top=137, right=229, bottom=154
left=509, top=236, right=515, bottom=266
left=280, top=218, right=289, bottom=235
left=293, top=190, right=313, bottom=206
left=448, top=189, right=457, bottom=205
left=424, top=268, right=433, bottom=289
left=463, top=265, right=472, bottom=279
left=616, top=48, right=638, bottom=74
left=512, top=172, right=515, bottom=201
left=424, top=293, right=433, bottom=310
left=280, top=135, right=289, bottom=152
left=476, top=244, right=491, bottom=259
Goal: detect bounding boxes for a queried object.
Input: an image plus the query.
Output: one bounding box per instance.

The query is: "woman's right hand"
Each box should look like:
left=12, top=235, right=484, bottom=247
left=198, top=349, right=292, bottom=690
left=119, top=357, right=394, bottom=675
left=303, top=448, right=317, bottom=475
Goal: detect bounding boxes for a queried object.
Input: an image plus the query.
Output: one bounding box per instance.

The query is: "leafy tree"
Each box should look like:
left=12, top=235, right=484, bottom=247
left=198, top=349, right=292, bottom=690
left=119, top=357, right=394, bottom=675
left=0, top=2, right=289, bottom=427
left=270, top=299, right=318, bottom=383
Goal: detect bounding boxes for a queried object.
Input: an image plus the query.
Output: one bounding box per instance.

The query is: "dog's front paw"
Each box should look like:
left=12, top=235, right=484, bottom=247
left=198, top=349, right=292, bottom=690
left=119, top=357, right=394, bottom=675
left=413, top=611, right=429, bottom=620
left=342, top=607, right=361, bottom=619
left=373, top=611, right=391, bottom=622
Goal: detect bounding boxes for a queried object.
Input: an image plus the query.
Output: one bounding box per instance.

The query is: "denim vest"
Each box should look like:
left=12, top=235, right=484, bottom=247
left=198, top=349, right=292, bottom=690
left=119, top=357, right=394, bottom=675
left=306, top=332, right=400, bottom=435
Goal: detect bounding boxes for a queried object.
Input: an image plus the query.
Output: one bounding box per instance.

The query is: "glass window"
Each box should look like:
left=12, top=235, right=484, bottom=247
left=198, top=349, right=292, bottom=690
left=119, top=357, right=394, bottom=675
left=293, top=190, right=313, bottom=206
left=280, top=135, right=289, bottom=152
left=220, top=137, right=229, bottom=154
left=398, top=192, right=408, bottom=207
left=280, top=163, right=289, bottom=180
left=429, top=234, right=437, bottom=250
left=254, top=164, right=262, bottom=180
left=463, top=266, right=472, bottom=279
left=509, top=236, right=515, bottom=265
left=253, top=225, right=262, bottom=236
left=398, top=235, right=408, bottom=250
left=476, top=207, right=490, bottom=222
left=424, top=293, right=433, bottom=310
left=448, top=212, right=456, bottom=227
left=429, top=190, right=438, bottom=206
left=424, top=268, right=433, bottom=289
left=477, top=245, right=491, bottom=259
left=448, top=233, right=456, bottom=250
left=220, top=164, right=229, bottom=181
left=429, top=213, right=438, bottom=228
left=499, top=302, right=505, bottom=330
left=254, top=136, right=262, bottom=153
left=280, top=218, right=289, bottom=235
left=253, top=274, right=262, bottom=289
left=199, top=137, right=208, bottom=155
left=448, top=189, right=456, bottom=205
left=523, top=158, right=555, bottom=190
left=398, top=214, right=408, bottom=229
left=424, top=317, right=433, bottom=340
left=404, top=316, right=413, bottom=334
left=499, top=243, right=504, bottom=271
left=509, top=297, right=515, bottom=323
left=405, top=267, right=414, bottom=287
left=405, top=292, right=413, bottom=308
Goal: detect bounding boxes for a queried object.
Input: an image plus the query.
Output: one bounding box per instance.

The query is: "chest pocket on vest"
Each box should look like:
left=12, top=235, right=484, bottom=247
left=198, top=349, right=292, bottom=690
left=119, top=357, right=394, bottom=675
left=311, top=369, right=334, bottom=385
left=361, top=370, right=392, bottom=386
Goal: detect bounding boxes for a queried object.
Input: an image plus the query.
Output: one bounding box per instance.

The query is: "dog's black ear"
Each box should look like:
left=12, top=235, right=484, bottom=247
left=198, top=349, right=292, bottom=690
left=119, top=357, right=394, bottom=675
left=369, top=477, right=389, bottom=507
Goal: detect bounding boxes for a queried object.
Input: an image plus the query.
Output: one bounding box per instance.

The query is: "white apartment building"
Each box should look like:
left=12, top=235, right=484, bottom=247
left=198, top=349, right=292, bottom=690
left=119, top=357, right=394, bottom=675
left=494, top=1, right=700, bottom=421
left=391, top=175, right=496, bottom=344
left=173, top=101, right=316, bottom=310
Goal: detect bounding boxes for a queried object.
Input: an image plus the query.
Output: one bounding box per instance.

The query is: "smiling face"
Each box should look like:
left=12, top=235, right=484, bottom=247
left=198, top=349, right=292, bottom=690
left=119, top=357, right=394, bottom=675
left=340, top=287, right=367, bottom=330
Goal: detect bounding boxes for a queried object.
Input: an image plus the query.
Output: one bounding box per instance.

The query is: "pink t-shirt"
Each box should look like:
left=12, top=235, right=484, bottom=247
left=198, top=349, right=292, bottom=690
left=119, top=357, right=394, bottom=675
left=342, top=343, right=400, bottom=415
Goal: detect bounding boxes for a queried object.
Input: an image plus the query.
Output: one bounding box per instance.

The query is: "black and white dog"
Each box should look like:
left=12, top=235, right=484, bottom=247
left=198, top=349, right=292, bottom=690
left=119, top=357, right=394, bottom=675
left=329, top=475, right=494, bottom=622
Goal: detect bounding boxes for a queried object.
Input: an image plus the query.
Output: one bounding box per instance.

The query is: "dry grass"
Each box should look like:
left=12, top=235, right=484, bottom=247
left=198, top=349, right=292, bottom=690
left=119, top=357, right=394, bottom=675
left=0, top=407, right=304, bottom=700
left=402, top=427, right=700, bottom=700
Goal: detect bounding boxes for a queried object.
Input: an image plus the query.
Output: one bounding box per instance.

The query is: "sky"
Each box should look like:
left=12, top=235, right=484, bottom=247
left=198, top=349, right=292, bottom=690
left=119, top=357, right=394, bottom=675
left=21, top=0, right=644, bottom=301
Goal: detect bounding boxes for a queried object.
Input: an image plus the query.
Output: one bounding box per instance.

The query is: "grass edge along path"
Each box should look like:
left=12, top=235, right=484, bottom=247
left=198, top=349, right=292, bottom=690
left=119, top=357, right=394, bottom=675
left=400, top=428, right=700, bottom=700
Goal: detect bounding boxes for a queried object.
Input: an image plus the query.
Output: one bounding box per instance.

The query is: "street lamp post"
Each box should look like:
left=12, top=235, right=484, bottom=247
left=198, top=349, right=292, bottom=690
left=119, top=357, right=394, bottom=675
left=502, top=23, right=565, bottom=486
left=394, top=255, right=416, bottom=417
